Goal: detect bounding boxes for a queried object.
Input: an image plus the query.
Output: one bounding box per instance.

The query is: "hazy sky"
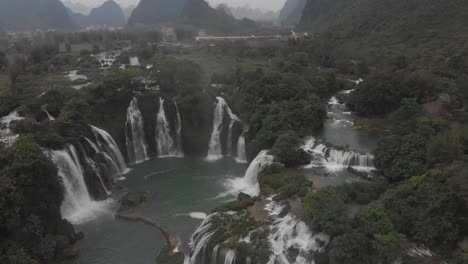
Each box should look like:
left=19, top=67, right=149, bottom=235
left=65, top=0, right=287, bottom=11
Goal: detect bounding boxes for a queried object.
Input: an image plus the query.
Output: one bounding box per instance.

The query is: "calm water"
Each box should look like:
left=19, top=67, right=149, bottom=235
left=70, top=157, right=247, bottom=264
left=319, top=95, right=379, bottom=154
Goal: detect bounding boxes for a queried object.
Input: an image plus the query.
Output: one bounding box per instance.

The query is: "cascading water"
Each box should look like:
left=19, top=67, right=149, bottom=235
left=174, top=101, right=184, bottom=157
left=187, top=214, right=217, bottom=264
left=47, top=145, right=112, bottom=224
left=207, top=97, right=240, bottom=161
left=42, top=106, right=55, bottom=121
left=227, top=150, right=274, bottom=197
left=264, top=198, right=329, bottom=264
left=235, top=132, right=247, bottom=163
left=155, top=97, right=178, bottom=157
left=125, top=97, right=149, bottom=164
left=227, top=120, right=235, bottom=155
left=91, top=125, right=128, bottom=175
left=302, top=137, right=375, bottom=172
left=0, top=111, right=24, bottom=146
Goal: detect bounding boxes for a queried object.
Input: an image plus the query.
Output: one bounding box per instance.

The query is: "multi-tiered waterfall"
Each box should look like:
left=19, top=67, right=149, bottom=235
left=155, top=98, right=180, bottom=157
left=126, top=97, right=149, bottom=164
left=45, top=125, right=128, bottom=224
left=47, top=145, right=113, bottom=224
left=186, top=197, right=329, bottom=264
left=207, top=97, right=241, bottom=161
left=302, top=137, right=375, bottom=172
left=91, top=125, right=128, bottom=175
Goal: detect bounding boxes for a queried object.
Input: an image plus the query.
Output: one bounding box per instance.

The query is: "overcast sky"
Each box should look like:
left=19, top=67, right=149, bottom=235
left=65, top=0, right=287, bottom=11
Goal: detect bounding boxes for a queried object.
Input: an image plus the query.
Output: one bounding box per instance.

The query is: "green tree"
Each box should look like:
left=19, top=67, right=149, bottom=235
left=7, top=55, right=26, bottom=95
left=303, top=187, right=349, bottom=235
left=272, top=131, right=310, bottom=167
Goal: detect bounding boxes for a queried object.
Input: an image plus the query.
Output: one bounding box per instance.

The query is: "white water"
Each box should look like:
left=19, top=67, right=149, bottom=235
left=264, top=198, right=329, bottom=264
left=175, top=101, right=184, bottom=157
left=43, top=109, right=55, bottom=121
left=66, top=70, right=88, bottom=81
left=207, top=97, right=240, bottom=161
left=93, top=51, right=121, bottom=69
left=302, top=137, right=375, bottom=172
left=125, top=97, right=149, bottom=164
left=130, top=56, right=140, bottom=66
left=223, top=250, right=236, bottom=264
left=227, top=150, right=274, bottom=196
left=91, top=125, right=128, bottom=175
left=155, top=98, right=178, bottom=157
left=189, top=212, right=208, bottom=220
left=187, top=214, right=217, bottom=264
left=235, top=132, right=247, bottom=163
left=48, top=145, right=113, bottom=224
left=0, top=111, right=24, bottom=146
left=227, top=120, right=235, bottom=155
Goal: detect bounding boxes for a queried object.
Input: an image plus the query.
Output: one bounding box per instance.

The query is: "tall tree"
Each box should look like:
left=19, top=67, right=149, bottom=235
left=7, top=55, right=26, bottom=96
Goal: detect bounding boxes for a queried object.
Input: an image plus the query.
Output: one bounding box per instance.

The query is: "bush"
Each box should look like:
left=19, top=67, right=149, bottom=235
left=272, top=131, right=310, bottom=167
left=303, top=187, right=349, bottom=235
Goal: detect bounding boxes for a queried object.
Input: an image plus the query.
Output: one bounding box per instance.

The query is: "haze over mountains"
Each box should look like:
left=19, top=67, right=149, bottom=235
left=0, top=0, right=73, bottom=31
left=278, top=0, right=306, bottom=25
left=69, top=0, right=126, bottom=27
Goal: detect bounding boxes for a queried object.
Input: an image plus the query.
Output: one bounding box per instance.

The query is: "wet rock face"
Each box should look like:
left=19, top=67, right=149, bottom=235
left=238, top=192, right=252, bottom=201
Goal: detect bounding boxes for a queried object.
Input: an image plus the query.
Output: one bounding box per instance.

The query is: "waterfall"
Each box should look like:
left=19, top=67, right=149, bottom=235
left=207, top=97, right=240, bottom=161
left=42, top=106, right=55, bottom=121
left=125, top=97, right=149, bottom=164
left=47, top=145, right=112, bottom=224
left=223, top=250, right=236, bottom=264
left=227, top=120, right=235, bottom=155
left=227, top=150, right=274, bottom=197
left=155, top=98, right=178, bottom=157
left=174, top=101, right=184, bottom=157
left=0, top=111, right=24, bottom=146
left=235, top=132, right=247, bottom=163
left=91, top=125, right=128, bottom=175
left=302, top=137, right=375, bottom=172
left=84, top=156, right=112, bottom=195
left=211, top=245, right=220, bottom=264
left=187, top=214, right=217, bottom=264
left=264, top=198, right=329, bottom=264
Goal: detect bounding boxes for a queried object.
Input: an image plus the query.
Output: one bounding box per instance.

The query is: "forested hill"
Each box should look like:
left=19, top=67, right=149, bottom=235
left=0, top=0, right=74, bottom=30
left=128, top=0, right=188, bottom=25
left=178, top=0, right=253, bottom=34
left=298, top=0, right=468, bottom=62
left=278, top=0, right=306, bottom=26
left=88, top=0, right=126, bottom=26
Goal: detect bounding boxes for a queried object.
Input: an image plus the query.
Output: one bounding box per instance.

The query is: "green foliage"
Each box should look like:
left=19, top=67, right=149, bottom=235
left=374, top=134, right=427, bottom=181
left=255, top=97, right=326, bottom=149
left=329, top=232, right=371, bottom=264
left=272, top=131, right=310, bottom=167
left=426, top=125, right=468, bottom=165
left=10, top=120, right=65, bottom=149
left=303, top=187, right=349, bottom=235
left=212, top=198, right=256, bottom=213
left=259, top=164, right=310, bottom=200
left=0, top=135, right=69, bottom=262
left=380, top=170, right=467, bottom=249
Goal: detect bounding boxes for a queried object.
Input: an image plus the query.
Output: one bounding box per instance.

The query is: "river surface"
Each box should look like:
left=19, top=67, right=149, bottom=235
left=68, top=157, right=246, bottom=264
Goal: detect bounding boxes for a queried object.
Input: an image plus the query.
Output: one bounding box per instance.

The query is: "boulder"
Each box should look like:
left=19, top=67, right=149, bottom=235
left=237, top=192, right=251, bottom=201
